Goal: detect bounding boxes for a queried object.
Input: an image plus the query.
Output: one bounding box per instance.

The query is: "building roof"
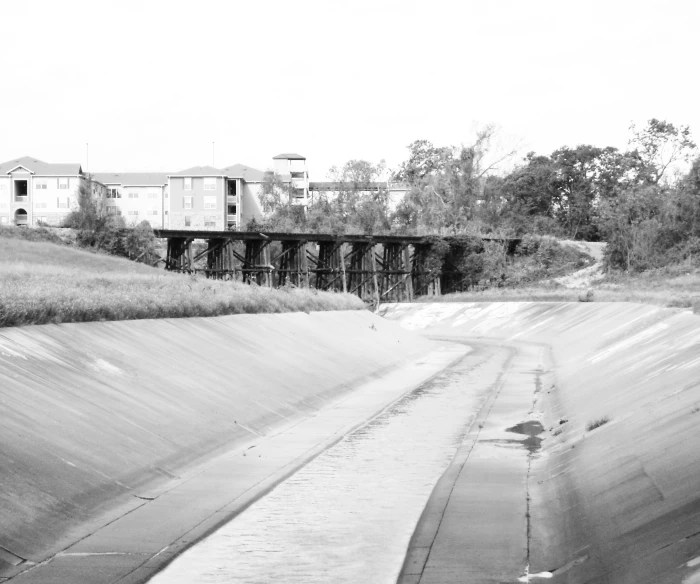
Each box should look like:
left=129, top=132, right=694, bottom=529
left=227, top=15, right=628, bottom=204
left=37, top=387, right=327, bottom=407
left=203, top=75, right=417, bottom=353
left=0, top=156, right=82, bottom=176
left=169, top=165, right=226, bottom=177
left=220, top=163, right=266, bottom=182
left=92, top=172, right=168, bottom=187
left=272, top=153, right=306, bottom=160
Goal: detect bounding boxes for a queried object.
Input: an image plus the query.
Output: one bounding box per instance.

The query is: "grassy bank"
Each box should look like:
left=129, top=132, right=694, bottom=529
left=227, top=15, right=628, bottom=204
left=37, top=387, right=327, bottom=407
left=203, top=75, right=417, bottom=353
left=430, top=265, right=700, bottom=314
left=0, top=237, right=364, bottom=328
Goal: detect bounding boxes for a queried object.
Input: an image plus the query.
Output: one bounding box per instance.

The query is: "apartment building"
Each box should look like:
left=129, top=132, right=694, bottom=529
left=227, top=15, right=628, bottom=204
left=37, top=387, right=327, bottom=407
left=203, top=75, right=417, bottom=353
left=166, top=163, right=266, bottom=230
left=92, top=173, right=168, bottom=228
left=0, top=153, right=307, bottom=231
left=0, top=156, right=83, bottom=227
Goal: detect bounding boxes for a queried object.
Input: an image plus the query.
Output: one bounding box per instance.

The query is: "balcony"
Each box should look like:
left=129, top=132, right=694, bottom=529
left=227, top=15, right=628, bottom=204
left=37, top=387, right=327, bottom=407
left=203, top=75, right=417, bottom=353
left=227, top=195, right=239, bottom=204
left=227, top=215, right=237, bottom=224
left=14, top=195, right=28, bottom=203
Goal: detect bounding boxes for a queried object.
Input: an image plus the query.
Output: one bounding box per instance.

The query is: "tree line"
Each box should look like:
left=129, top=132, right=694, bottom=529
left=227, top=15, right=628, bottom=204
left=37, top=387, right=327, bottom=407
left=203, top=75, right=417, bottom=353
left=259, top=119, right=699, bottom=272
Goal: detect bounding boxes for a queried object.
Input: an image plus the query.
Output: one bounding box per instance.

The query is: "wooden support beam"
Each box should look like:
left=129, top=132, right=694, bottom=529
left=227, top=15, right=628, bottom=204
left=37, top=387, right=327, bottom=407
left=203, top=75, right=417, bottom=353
left=276, top=241, right=307, bottom=287
left=243, top=239, right=273, bottom=285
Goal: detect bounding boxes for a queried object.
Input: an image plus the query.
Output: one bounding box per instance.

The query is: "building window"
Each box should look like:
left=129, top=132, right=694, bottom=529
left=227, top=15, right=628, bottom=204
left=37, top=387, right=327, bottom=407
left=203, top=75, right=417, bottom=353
left=107, top=188, right=120, bottom=198
left=35, top=202, right=47, bottom=209
left=107, top=206, right=121, bottom=215
left=128, top=191, right=139, bottom=199
left=184, top=216, right=191, bottom=227
left=184, top=177, right=192, bottom=191
left=147, top=191, right=158, bottom=198
left=0, top=182, right=6, bottom=190
left=35, top=181, right=48, bottom=190
left=183, top=196, right=193, bottom=210
left=203, top=196, right=216, bottom=209
left=128, top=210, right=139, bottom=216
left=204, top=177, right=216, bottom=190
left=57, top=197, right=69, bottom=208
left=148, top=210, right=158, bottom=216
left=204, top=215, right=217, bottom=227
left=0, top=202, right=8, bottom=209
left=0, top=216, right=7, bottom=224
left=35, top=216, right=47, bottom=225
left=58, top=177, right=69, bottom=189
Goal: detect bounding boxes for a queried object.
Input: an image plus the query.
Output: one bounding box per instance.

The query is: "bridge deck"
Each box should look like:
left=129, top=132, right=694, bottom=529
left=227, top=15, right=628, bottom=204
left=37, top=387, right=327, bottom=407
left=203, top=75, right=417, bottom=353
left=153, top=230, right=518, bottom=245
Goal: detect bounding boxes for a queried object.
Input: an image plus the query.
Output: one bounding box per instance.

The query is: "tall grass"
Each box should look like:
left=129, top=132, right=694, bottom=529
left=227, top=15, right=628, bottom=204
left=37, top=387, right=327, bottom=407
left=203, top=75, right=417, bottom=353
left=0, top=238, right=364, bottom=328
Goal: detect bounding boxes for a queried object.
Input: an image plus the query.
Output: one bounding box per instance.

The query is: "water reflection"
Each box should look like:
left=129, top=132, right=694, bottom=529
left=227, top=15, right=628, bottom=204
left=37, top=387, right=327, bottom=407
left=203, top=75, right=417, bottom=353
left=149, top=363, right=480, bottom=584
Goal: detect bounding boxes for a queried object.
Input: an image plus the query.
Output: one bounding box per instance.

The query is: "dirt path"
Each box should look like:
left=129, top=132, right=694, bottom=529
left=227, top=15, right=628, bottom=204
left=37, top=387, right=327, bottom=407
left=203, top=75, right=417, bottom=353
left=554, top=241, right=606, bottom=289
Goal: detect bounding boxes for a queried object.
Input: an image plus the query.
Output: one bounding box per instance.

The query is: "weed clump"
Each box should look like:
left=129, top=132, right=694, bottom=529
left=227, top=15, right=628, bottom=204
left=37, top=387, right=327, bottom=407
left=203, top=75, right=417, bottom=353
left=586, top=416, right=611, bottom=431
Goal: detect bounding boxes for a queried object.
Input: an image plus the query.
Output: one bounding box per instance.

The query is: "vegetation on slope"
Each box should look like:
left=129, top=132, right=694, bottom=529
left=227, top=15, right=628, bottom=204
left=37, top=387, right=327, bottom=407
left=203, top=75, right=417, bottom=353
left=259, top=119, right=700, bottom=279
left=0, top=236, right=364, bottom=328
left=433, top=245, right=700, bottom=314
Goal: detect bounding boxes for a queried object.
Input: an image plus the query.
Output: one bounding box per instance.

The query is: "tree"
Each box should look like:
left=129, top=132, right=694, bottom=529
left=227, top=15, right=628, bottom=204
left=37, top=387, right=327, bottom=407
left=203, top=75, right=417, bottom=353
left=325, top=159, right=391, bottom=234
left=259, top=171, right=294, bottom=215
left=501, top=153, right=557, bottom=213
left=392, top=128, right=520, bottom=234
left=629, top=118, right=697, bottom=184
left=392, top=140, right=451, bottom=184
left=124, top=221, right=157, bottom=262
left=63, top=175, right=110, bottom=246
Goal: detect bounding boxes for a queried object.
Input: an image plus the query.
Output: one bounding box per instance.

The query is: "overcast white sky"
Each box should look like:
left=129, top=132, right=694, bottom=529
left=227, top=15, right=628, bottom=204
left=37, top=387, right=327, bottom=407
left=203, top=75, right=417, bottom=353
left=0, top=0, right=697, bottom=179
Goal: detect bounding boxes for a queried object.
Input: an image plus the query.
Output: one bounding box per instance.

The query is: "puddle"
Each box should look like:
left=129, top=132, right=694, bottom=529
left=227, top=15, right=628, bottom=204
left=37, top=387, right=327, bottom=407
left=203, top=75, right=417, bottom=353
left=506, top=420, right=544, bottom=454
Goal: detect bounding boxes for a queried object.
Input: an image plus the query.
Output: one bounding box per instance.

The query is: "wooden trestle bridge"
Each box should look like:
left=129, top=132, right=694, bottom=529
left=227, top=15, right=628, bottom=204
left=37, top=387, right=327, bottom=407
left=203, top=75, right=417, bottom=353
left=153, top=230, right=520, bottom=303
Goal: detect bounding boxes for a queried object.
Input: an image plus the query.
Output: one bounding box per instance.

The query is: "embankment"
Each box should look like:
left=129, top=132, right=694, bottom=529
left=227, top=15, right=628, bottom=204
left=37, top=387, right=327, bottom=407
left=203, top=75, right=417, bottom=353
left=383, top=302, right=700, bottom=584
left=0, top=311, right=436, bottom=578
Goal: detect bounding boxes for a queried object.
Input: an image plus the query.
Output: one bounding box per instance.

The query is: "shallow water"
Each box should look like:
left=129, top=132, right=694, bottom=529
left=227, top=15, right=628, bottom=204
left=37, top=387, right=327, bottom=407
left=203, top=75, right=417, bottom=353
left=149, top=363, right=481, bottom=584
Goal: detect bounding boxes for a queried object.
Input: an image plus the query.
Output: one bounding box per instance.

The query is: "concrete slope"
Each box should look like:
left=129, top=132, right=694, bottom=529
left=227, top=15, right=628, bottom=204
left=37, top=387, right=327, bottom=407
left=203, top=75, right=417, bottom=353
left=0, top=311, right=434, bottom=577
left=383, top=302, right=700, bottom=584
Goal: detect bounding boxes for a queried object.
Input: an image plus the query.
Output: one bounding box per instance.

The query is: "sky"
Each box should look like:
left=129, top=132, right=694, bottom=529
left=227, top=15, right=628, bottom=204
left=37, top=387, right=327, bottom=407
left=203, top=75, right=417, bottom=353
left=0, top=0, right=697, bottom=179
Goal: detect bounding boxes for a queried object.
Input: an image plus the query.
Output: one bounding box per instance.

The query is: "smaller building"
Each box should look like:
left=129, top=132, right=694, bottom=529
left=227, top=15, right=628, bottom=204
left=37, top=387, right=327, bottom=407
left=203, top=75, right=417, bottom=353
left=273, top=153, right=309, bottom=206
left=0, top=156, right=83, bottom=227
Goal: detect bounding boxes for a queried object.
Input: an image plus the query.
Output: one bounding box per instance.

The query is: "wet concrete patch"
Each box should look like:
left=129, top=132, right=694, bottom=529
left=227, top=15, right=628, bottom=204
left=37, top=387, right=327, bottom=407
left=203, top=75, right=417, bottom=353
left=507, top=421, right=544, bottom=454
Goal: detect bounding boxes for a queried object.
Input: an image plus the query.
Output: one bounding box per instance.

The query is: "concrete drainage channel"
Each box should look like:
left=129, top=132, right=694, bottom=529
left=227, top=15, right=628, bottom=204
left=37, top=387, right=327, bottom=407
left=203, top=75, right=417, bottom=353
left=3, top=302, right=700, bottom=583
